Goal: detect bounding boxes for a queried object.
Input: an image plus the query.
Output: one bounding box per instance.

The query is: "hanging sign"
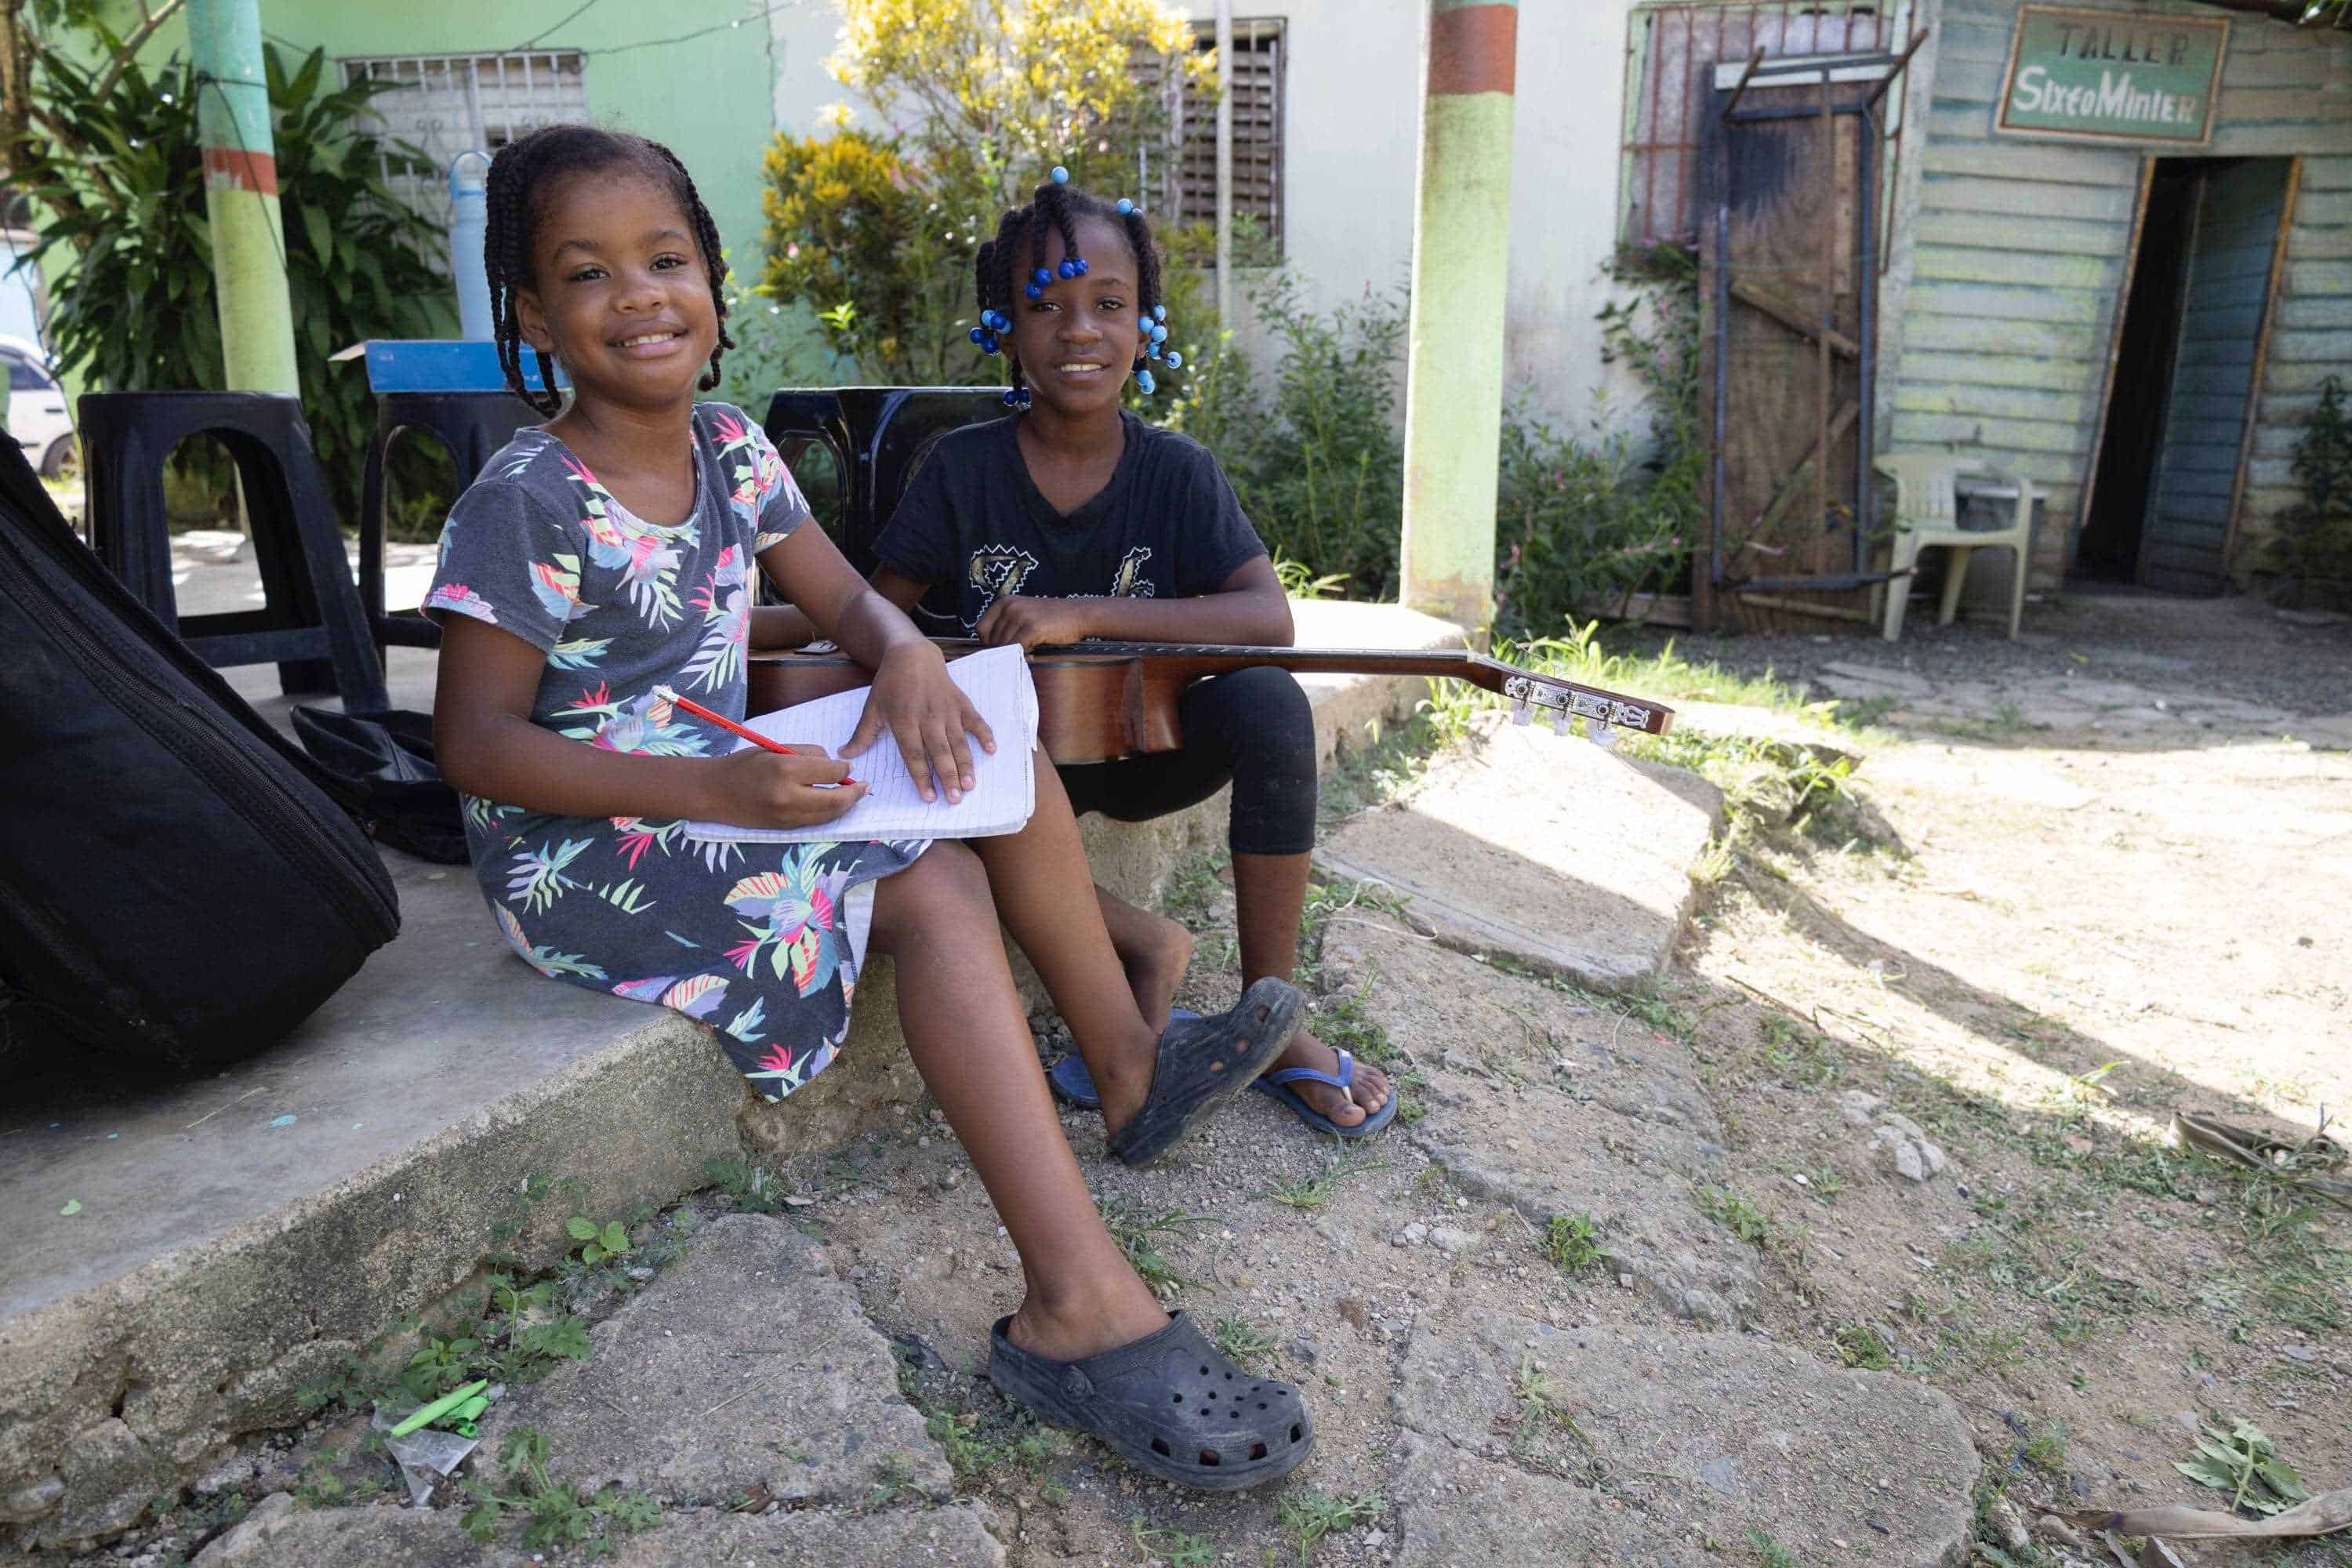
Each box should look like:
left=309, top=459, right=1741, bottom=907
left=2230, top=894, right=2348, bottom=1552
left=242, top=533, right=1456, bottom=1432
left=1996, top=5, right=2227, bottom=145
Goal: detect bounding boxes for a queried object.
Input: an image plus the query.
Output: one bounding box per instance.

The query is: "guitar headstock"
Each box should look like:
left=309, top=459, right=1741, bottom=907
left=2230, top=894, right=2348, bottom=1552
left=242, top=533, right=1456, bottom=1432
left=1476, top=660, right=1675, bottom=747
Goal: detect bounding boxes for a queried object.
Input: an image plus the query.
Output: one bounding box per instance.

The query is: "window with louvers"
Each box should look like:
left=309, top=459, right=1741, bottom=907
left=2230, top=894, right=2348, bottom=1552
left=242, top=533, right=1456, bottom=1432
left=339, top=52, right=593, bottom=229
left=1138, top=20, right=1284, bottom=259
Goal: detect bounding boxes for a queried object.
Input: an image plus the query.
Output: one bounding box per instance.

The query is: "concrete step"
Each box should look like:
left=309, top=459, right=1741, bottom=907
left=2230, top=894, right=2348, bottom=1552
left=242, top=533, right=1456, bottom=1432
left=1314, top=712, right=1726, bottom=993
left=0, top=599, right=1462, bottom=1552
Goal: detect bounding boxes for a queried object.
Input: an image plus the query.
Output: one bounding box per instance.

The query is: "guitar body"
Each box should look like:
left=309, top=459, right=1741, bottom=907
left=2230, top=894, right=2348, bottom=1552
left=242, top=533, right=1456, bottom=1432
left=746, top=641, right=1672, bottom=767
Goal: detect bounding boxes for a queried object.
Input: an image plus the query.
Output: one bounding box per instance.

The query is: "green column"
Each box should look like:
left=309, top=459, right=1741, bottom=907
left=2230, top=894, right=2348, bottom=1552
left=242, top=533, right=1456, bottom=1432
left=189, top=0, right=298, bottom=393
left=1399, top=0, right=1517, bottom=630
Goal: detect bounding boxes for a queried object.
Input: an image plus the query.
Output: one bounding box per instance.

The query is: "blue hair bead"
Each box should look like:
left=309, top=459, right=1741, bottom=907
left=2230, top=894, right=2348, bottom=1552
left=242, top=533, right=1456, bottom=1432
left=1033, top=267, right=1052, bottom=286
left=1050, top=165, right=1069, bottom=184
left=968, top=327, right=985, bottom=346
left=1025, top=281, right=1043, bottom=300
left=1134, top=369, right=1156, bottom=396
left=1153, top=303, right=1167, bottom=321
left=1149, top=323, right=1168, bottom=343
left=1164, top=350, right=1183, bottom=369
left=1073, top=257, right=1089, bottom=276
left=1115, top=198, right=1134, bottom=215
left=982, top=332, right=1000, bottom=354
left=1002, top=389, right=1018, bottom=407
left=1057, top=259, right=1079, bottom=280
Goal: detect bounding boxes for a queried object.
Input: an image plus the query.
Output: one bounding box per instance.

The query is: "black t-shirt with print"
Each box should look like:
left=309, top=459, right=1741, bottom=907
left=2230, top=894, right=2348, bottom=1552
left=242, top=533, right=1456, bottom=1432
left=873, top=412, right=1268, bottom=633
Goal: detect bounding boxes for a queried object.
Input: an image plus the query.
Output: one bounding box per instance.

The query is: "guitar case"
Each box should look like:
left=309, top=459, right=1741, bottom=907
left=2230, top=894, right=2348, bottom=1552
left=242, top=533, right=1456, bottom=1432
left=0, top=431, right=401, bottom=1075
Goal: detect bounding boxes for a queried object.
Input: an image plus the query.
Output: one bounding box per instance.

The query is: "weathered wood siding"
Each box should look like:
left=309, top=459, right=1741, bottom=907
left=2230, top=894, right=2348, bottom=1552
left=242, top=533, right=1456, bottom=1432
left=1896, top=0, right=2352, bottom=587
left=2144, top=158, right=2292, bottom=593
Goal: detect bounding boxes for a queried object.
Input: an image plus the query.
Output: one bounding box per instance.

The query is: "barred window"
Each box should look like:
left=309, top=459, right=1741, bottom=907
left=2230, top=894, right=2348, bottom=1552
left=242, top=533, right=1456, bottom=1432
left=1619, top=2, right=1914, bottom=249
left=1142, top=20, right=1285, bottom=259
left=339, top=51, right=593, bottom=227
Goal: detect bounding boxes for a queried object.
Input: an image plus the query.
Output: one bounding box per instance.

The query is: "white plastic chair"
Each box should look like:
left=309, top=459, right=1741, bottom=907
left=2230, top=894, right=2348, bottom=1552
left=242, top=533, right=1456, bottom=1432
left=1874, top=452, right=2036, bottom=642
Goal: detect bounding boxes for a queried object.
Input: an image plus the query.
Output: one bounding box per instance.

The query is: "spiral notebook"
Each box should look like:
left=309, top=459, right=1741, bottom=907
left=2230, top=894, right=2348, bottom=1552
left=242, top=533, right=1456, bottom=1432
left=682, top=644, right=1038, bottom=844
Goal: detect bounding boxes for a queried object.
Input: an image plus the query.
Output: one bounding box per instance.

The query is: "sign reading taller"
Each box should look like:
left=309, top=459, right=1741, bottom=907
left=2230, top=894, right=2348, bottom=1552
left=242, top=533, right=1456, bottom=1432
left=1997, top=5, right=2228, bottom=146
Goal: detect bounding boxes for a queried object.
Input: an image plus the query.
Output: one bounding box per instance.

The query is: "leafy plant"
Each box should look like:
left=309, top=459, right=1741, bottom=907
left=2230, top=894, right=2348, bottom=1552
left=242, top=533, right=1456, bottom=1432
left=566, top=1215, right=632, bottom=1267
left=1544, top=1213, right=1606, bottom=1275
left=1131, top=1519, right=1219, bottom=1567
left=2263, top=373, right=2352, bottom=609
left=16, top=33, right=447, bottom=523
left=757, top=0, right=1210, bottom=388
left=461, top=1426, right=662, bottom=1552
left=2173, top=1417, right=2312, bottom=1516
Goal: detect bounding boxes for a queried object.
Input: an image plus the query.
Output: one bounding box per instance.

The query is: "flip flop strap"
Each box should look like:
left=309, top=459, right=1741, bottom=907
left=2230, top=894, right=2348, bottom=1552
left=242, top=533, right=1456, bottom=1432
left=1265, top=1048, right=1353, bottom=1094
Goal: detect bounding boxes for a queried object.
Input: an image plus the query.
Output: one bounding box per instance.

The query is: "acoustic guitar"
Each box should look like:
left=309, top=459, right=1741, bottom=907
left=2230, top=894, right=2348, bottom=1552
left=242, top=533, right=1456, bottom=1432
left=746, top=640, right=1675, bottom=767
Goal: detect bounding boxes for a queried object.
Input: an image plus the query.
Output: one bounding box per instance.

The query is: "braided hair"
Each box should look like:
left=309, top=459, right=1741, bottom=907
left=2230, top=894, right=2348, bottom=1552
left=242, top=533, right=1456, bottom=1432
left=483, top=124, right=736, bottom=418
left=973, top=180, right=1162, bottom=403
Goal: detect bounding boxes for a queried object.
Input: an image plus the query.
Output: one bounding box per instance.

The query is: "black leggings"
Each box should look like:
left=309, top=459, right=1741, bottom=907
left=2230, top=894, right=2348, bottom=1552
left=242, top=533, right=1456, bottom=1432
left=1056, top=666, right=1316, bottom=857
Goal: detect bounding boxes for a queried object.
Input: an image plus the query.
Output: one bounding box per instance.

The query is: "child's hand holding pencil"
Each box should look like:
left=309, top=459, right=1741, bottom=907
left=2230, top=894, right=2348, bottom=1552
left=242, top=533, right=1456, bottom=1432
left=657, top=686, right=866, bottom=829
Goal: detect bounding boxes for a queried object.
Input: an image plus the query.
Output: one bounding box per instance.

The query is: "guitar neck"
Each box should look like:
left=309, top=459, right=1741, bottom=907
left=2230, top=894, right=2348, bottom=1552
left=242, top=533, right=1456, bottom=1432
left=1026, top=642, right=1674, bottom=735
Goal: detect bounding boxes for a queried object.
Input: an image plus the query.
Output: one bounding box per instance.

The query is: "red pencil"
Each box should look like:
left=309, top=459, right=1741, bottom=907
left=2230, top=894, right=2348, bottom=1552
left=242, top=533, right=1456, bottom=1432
left=655, top=686, right=817, bottom=758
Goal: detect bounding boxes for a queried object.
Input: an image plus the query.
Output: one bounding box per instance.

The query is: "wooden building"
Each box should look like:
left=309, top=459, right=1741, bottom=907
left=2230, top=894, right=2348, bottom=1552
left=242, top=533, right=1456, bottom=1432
left=1882, top=0, right=2352, bottom=599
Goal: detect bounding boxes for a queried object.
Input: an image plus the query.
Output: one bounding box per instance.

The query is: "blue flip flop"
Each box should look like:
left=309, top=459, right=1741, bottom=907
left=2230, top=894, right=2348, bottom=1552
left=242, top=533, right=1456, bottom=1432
left=1251, top=1048, right=1398, bottom=1140
left=1049, top=1009, right=1199, bottom=1111
left=1051, top=1010, right=1396, bottom=1140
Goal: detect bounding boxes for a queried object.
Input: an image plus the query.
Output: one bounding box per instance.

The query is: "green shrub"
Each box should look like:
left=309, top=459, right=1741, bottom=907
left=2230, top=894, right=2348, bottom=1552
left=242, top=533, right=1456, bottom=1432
left=2263, top=373, right=2352, bottom=609
left=20, top=37, right=447, bottom=524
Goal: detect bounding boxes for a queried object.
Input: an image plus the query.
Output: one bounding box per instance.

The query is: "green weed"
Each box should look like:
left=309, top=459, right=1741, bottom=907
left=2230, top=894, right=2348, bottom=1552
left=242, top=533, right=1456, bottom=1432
left=1696, top=1185, right=1773, bottom=1247
left=461, top=1426, right=661, bottom=1553
left=1748, top=1527, right=1799, bottom=1568
left=1098, top=1196, right=1210, bottom=1297
left=1132, top=1519, right=1220, bottom=1566
left=1831, top=1323, right=1894, bottom=1370
left=1265, top=1144, right=1388, bottom=1210
left=1214, top=1316, right=1281, bottom=1372
left=1273, top=1487, right=1385, bottom=1563
left=1544, top=1213, right=1607, bottom=1275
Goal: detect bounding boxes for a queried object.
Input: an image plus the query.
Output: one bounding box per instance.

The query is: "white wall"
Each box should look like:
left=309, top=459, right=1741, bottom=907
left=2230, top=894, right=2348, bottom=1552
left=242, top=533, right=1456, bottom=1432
left=767, top=0, right=1653, bottom=432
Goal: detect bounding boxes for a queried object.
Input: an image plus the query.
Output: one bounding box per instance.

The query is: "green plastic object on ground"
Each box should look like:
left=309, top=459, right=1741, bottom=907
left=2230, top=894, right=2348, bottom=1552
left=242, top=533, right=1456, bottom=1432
left=390, top=1379, right=488, bottom=1437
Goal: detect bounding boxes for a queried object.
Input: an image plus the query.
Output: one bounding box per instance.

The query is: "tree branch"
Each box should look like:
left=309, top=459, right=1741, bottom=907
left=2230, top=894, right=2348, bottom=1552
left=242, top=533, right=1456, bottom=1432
left=92, top=0, right=181, bottom=105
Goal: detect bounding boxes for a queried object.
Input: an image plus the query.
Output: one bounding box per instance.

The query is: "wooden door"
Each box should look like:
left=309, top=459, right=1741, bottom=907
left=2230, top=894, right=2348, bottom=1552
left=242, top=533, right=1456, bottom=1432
left=2140, top=158, right=2292, bottom=595
left=1699, top=73, right=1880, bottom=632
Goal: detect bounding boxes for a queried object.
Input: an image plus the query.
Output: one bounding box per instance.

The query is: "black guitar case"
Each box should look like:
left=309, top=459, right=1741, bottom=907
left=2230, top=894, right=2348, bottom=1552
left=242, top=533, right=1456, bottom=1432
left=0, top=432, right=400, bottom=1075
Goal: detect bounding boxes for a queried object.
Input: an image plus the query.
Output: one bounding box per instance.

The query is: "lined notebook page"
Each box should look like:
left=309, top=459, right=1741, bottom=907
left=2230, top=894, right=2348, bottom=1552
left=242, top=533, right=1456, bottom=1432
left=682, top=644, right=1037, bottom=844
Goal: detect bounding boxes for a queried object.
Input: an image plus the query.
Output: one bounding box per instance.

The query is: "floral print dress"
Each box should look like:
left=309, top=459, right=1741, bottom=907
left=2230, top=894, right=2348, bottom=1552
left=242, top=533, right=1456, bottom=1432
left=423, top=403, right=926, bottom=1100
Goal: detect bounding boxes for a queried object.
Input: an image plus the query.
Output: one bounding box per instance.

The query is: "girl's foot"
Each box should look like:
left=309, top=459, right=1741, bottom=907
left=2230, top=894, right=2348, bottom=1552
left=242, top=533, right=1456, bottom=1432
left=1118, top=910, right=1192, bottom=1033
left=1266, top=1029, right=1389, bottom=1129
left=1004, top=1278, right=1173, bottom=1363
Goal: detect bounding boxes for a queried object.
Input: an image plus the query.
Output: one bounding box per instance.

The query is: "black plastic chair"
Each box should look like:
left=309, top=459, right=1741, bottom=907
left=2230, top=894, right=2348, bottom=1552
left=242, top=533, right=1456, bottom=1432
left=358, top=391, right=537, bottom=654
left=79, top=390, right=388, bottom=713
left=763, top=387, right=1005, bottom=579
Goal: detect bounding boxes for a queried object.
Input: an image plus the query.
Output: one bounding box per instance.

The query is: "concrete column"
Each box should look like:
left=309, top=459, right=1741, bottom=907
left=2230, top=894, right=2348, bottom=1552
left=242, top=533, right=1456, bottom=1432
left=189, top=0, right=299, bottom=393
left=1399, top=0, right=1517, bottom=630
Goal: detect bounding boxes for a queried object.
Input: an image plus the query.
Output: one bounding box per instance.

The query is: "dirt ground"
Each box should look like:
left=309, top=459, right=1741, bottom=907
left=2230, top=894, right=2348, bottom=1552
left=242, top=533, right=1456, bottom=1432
left=1630, top=590, right=2352, bottom=1564
left=43, top=592, right=2347, bottom=1568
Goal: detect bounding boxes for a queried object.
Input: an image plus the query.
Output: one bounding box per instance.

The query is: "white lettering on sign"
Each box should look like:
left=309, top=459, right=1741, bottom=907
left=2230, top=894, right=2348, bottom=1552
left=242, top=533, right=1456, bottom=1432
left=2013, top=64, right=2198, bottom=125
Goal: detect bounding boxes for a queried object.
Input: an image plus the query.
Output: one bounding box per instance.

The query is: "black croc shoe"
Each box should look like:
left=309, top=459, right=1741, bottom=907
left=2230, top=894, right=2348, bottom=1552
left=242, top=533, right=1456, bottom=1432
left=989, top=1311, right=1315, bottom=1491
left=1105, top=976, right=1303, bottom=1168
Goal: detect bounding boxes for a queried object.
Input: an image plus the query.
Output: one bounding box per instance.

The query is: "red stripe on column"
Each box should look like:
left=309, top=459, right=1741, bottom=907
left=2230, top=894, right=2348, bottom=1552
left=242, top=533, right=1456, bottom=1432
left=202, top=147, right=279, bottom=196
left=1428, top=4, right=1518, bottom=97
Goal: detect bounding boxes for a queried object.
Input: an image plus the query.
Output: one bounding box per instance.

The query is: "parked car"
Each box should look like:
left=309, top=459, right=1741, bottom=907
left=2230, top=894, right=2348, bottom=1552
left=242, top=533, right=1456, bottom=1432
left=0, top=336, right=74, bottom=480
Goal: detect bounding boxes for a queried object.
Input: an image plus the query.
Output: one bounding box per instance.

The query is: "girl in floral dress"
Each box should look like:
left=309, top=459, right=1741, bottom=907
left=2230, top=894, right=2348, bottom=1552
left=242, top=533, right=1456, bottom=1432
left=422, top=125, right=1315, bottom=1490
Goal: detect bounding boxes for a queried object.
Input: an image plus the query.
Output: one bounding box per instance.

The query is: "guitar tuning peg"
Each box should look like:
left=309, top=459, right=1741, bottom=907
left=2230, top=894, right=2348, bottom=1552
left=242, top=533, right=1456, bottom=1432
left=1587, top=719, right=1617, bottom=751
left=1552, top=706, right=1571, bottom=737
left=1510, top=695, right=1532, bottom=726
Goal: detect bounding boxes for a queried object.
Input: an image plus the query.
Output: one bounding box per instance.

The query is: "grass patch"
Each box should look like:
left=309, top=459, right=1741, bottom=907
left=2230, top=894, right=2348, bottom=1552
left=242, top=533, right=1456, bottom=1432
left=2022, top=1417, right=2069, bottom=1477
left=460, top=1426, right=662, bottom=1554
left=1131, top=1519, right=1219, bottom=1566
left=1273, top=1487, right=1385, bottom=1563
left=1213, top=1316, right=1280, bottom=1371
left=1831, top=1323, right=1894, bottom=1370
left=1748, top=1526, right=1800, bottom=1568
left=1098, top=1196, right=1210, bottom=1297
left=1265, top=1142, right=1388, bottom=1210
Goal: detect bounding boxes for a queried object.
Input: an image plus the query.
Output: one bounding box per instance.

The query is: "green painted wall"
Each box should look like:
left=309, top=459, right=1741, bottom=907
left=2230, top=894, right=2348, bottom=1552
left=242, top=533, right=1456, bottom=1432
left=91, top=0, right=779, bottom=281
left=1893, top=0, right=2352, bottom=589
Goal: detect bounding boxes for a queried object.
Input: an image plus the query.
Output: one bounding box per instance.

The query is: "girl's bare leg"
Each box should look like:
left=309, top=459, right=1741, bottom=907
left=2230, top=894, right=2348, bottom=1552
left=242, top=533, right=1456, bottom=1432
left=867, top=841, right=1166, bottom=1362
left=969, top=755, right=1187, bottom=1135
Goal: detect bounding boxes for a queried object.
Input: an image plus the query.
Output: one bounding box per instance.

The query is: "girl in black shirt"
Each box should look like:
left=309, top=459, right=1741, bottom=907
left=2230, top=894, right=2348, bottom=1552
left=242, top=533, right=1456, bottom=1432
left=868, top=176, right=1395, bottom=1139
